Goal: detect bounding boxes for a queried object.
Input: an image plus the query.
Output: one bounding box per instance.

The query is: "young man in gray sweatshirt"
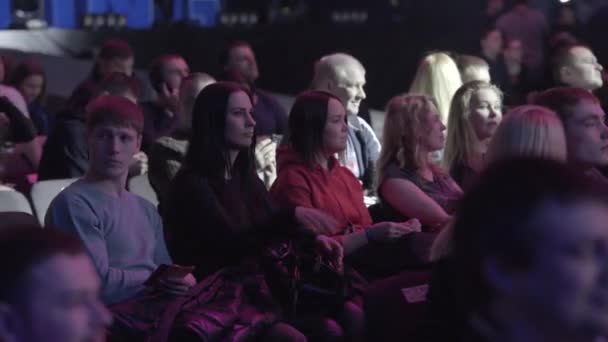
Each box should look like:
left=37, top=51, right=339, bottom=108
left=46, top=95, right=195, bottom=305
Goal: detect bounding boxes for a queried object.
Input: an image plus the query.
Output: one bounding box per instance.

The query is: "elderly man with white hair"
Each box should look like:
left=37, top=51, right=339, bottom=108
left=311, top=53, right=381, bottom=190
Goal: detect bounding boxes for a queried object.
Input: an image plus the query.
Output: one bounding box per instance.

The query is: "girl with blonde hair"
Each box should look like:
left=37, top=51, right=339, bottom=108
left=409, top=52, right=463, bottom=125
left=443, top=81, right=503, bottom=189
left=431, top=105, right=566, bottom=262
left=377, top=94, right=462, bottom=231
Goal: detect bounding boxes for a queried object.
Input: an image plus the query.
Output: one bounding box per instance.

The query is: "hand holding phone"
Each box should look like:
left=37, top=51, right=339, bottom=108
left=144, top=264, right=195, bottom=287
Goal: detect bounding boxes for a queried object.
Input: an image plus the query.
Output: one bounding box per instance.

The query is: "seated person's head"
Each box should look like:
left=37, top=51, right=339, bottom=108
left=7, top=60, right=46, bottom=105
left=456, top=55, right=491, bottom=83
left=96, top=72, right=139, bottom=103
left=96, top=39, right=134, bottom=78
left=447, top=158, right=608, bottom=341
left=444, top=81, right=503, bottom=169
left=480, top=27, right=503, bottom=59
left=311, top=53, right=366, bottom=116
left=485, top=105, right=567, bottom=166
left=378, top=94, right=445, bottom=175
left=552, top=44, right=603, bottom=91
left=148, top=54, right=190, bottom=95
left=220, top=41, right=259, bottom=85
left=85, top=95, right=144, bottom=179
left=503, top=38, right=524, bottom=65
left=0, top=227, right=111, bottom=342
left=534, top=87, right=608, bottom=167
left=287, top=90, right=347, bottom=166
left=186, top=81, right=254, bottom=178
left=178, top=72, right=216, bottom=132
left=409, top=52, right=463, bottom=123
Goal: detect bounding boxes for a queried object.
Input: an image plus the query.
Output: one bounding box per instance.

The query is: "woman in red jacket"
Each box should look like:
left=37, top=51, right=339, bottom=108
left=271, top=91, right=423, bottom=279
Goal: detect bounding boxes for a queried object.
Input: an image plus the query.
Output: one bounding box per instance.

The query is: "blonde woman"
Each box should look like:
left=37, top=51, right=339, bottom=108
left=409, top=52, right=463, bottom=125
left=443, top=81, right=503, bottom=190
left=431, top=105, right=566, bottom=262
left=486, top=105, right=567, bottom=165
left=377, top=94, right=462, bottom=231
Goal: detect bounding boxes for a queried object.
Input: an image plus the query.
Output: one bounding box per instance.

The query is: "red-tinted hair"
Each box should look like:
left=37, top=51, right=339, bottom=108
left=86, top=95, right=143, bottom=133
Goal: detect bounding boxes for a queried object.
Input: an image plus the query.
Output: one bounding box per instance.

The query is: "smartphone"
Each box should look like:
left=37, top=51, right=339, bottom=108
left=143, top=264, right=195, bottom=286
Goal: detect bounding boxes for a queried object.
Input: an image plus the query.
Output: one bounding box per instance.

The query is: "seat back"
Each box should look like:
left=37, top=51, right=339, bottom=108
left=0, top=211, right=40, bottom=230
left=30, top=178, right=77, bottom=224
left=0, top=190, right=33, bottom=215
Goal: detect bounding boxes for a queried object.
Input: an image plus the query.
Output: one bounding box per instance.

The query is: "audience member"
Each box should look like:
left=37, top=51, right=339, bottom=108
left=149, top=72, right=215, bottom=212
left=502, top=38, right=531, bottom=105
left=409, top=52, right=463, bottom=126
left=0, top=95, right=37, bottom=186
left=45, top=96, right=192, bottom=306
left=220, top=40, right=288, bottom=136
left=479, top=27, right=510, bottom=90
left=376, top=94, right=462, bottom=231
left=272, top=90, right=423, bottom=279
left=425, top=159, right=608, bottom=342
left=0, top=226, right=112, bottom=342
left=311, top=53, right=381, bottom=190
left=444, top=81, right=503, bottom=190
left=38, top=72, right=140, bottom=180
left=534, top=87, right=608, bottom=181
left=456, top=55, right=491, bottom=83
left=8, top=59, right=52, bottom=136
left=552, top=44, right=603, bottom=92
left=485, top=105, right=567, bottom=166
left=68, top=39, right=134, bottom=116
left=140, top=54, right=190, bottom=152
left=496, top=0, right=549, bottom=81
left=165, top=82, right=359, bottom=341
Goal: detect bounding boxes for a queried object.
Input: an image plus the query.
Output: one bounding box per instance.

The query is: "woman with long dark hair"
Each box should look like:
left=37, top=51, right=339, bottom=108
left=164, top=82, right=360, bottom=341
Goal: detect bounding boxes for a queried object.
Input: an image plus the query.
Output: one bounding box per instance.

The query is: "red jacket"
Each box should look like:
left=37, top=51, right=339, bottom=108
left=270, top=146, right=372, bottom=235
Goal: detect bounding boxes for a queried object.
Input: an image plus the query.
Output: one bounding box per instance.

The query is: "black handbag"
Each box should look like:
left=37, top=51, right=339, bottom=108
left=263, top=241, right=349, bottom=320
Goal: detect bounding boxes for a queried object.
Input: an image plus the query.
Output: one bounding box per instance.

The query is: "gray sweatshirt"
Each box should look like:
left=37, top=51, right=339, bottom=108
left=46, top=179, right=172, bottom=304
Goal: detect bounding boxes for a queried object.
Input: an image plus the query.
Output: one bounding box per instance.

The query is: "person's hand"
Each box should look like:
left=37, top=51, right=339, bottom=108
left=366, top=219, right=422, bottom=242
left=315, top=235, right=344, bottom=274
left=157, top=272, right=196, bottom=296
left=254, top=137, right=277, bottom=171
left=129, top=151, right=148, bottom=176
left=294, top=207, right=340, bottom=235
left=159, top=83, right=180, bottom=113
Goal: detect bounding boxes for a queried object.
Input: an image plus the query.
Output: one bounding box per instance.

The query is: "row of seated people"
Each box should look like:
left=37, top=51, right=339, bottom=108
left=0, top=38, right=607, bottom=342
left=9, top=71, right=602, bottom=342
left=1, top=108, right=606, bottom=342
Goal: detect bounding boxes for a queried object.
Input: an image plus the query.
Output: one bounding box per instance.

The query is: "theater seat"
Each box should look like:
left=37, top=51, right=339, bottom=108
left=0, top=212, right=40, bottom=230
left=364, top=270, right=430, bottom=342
left=0, top=190, right=33, bottom=215
left=30, top=178, right=77, bottom=224
left=128, top=174, right=158, bottom=206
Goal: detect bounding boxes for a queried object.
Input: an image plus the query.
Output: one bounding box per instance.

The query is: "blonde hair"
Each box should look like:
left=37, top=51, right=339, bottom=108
left=376, top=94, right=439, bottom=189
left=409, top=52, right=463, bottom=124
left=456, top=54, right=490, bottom=83
left=485, top=105, right=567, bottom=166
left=443, top=81, right=502, bottom=172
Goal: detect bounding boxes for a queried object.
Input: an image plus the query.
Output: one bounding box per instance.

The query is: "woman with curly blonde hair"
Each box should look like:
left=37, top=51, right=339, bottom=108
left=443, top=81, right=503, bottom=190
left=376, top=94, right=462, bottom=231
left=409, top=52, right=463, bottom=125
